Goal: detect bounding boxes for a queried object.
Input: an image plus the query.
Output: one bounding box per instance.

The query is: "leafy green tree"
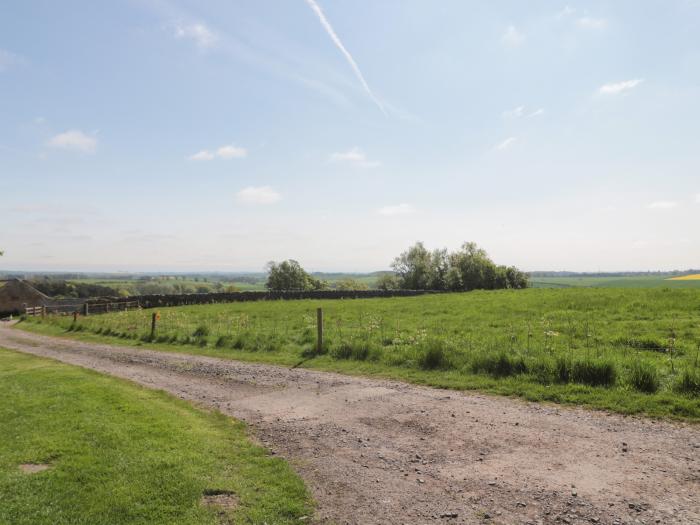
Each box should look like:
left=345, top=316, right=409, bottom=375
left=391, top=241, right=528, bottom=292
left=335, top=278, right=369, bottom=291
left=265, top=260, right=323, bottom=291
left=391, top=242, right=433, bottom=289
left=375, top=273, right=399, bottom=290
left=448, top=242, right=496, bottom=291
left=504, top=266, right=529, bottom=289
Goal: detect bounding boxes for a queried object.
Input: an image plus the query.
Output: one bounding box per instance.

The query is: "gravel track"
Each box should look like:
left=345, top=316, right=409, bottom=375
left=1, top=323, right=698, bottom=525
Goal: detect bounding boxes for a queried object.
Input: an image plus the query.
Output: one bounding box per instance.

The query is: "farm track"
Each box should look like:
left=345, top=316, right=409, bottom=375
left=1, top=323, right=699, bottom=525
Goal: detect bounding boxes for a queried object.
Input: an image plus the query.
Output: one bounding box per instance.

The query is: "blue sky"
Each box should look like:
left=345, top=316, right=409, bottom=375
left=1, top=0, right=699, bottom=272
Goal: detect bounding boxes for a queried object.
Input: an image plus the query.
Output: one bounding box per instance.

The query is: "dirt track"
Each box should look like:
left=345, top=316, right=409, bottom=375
left=1, top=323, right=698, bottom=525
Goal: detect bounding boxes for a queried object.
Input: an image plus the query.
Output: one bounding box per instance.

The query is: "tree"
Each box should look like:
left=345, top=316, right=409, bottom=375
left=335, top=278, right=368, bottom=291
left=390, top=241, right=528, bottom=292
left=375, top=273, right=399, bottom=291
left=265, top=260, right=323, bottom=291
left=448, top=242, right=496, bottom=291
left=391, top=242, right=433, bottom=289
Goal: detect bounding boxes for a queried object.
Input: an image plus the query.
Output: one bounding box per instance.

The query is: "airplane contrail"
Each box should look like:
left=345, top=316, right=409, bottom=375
left=304, top=0, right=386, bottom=115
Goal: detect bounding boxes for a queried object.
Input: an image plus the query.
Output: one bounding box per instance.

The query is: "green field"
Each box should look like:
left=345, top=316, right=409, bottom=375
left=20, top=288, right=700, bottom=420
left=531, top=275, right=700, bottom=288
left=0, top=348, right=311, bottom=525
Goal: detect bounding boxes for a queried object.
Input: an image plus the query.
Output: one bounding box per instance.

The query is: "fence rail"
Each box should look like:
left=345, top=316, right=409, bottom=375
left=25, top=300, right=140, bottom=317
left=24, top=306, right=44, bottom=317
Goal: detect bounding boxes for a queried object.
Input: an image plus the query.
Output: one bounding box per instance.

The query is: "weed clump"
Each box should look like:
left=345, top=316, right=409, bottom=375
left=529, top=358, right=555, bottom=384
left=230, top=333, right=250, bottom=350
left=418, top=338, right=451, bottom=370
left=471, top=351, right=527, bottom=377
left=192, top=325, right=210, bottom=338
left=627, top=361, right=660, bottom=393
left=331, top=340, right=376, bottom=361
left=674, top=369, right=700, bottom=397
left=613, top=337, right=666, bottom=353
left=215, top=335, right=233, bottom=348
left=570, top=359, right=616, bottom=387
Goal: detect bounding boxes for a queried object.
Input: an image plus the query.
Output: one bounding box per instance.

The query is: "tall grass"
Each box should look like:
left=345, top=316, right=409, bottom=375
left=627, top=361, right=660, bottom=393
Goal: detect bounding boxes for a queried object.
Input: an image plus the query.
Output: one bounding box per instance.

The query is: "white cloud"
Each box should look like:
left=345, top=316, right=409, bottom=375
left=304, top=0, right=386, bottom=115
left=174, top=23, right=217, bottom=49
left=648, top=201, right=678, bottom=210
left=236, top=186, right=281, bottom=205
left=503, top=106, right=544, bottom=119
left=378, top=203, right=415, bottom=216
left=557, top=6, right=576, bottom=18
left=577, top=17, right=608, bottom=30
left=47, top=130, right=97, bottom=153
left=494, top=137, right=517, bottom=151
left=217, top=145, right=247, bottom=159
left=502, top=25, right=524, bottom=47
left=0, top=49, right=23, bottom=72
left=188, top=150, right=215, bottom=161
left=330, top=147, right=380, bottom=168
left=599, top=78, right=644, bottom=95
left=188, top=145, right=247, bottom=161
left=695, top=194, right=700, bottom=203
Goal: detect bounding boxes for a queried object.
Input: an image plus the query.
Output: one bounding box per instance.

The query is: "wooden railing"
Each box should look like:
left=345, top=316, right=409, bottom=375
left=25, top=300, right=140, bottom=317
left=24, top=306, right=45, bottom=317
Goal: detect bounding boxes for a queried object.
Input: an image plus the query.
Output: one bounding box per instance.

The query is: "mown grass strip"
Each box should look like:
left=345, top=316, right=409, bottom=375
left=0, top=347, right=312, bottom=525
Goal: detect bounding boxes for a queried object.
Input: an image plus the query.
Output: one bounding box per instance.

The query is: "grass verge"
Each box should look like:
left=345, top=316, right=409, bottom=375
left=0, top=347, right=311, bottom=525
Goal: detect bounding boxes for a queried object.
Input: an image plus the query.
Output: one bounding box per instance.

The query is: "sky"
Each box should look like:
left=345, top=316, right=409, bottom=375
left=1, top=0, right=699, bottom=273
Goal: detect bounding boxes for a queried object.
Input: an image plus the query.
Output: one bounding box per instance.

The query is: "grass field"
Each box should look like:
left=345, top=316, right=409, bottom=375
left=530, top=275, right=700, bottom=288
left=20, top=288, right=700, bottom=421
left=668, top=273, right=700, bottom=281
left=0, top=348, right=311, bottom=525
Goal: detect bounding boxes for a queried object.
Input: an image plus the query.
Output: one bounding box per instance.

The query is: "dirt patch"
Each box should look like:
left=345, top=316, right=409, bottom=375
left=2, top=324, right=699, bottom=524
left=201, top=489, right=238, bottom=511
left=19, top=463, right=51, bottom=474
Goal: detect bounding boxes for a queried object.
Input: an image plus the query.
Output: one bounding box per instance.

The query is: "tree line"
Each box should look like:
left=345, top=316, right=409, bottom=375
left=266, top=242, right=528, bottom=291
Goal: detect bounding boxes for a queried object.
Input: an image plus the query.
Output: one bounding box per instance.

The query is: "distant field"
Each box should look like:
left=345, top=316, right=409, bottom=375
left=21, top=288, right=700, bottom=420
left=531, top=275, right=700, bottom=288
left=69, top=274, right=378, bottom=294
left=668, top=274, right=700, bottom=281
left=0, top=348, right=310, bottom=525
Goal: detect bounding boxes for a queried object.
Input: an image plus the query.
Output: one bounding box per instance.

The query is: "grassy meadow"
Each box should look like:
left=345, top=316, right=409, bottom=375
left=0, top=348, right=311, bottom=525
left=20, top=288, right=700, bottom=420
left=530, top=275, right=700, bottom=288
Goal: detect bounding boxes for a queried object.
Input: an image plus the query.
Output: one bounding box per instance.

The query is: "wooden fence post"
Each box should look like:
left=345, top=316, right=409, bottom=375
left=41, top=306, right=46, bottom=318
left=73, top=311, right=78, bottom=323
left=316, top=307, right=323, bottom=354
left=83, top=303, right=89, bottom=316
left=151, top=312, right=158, bottom=339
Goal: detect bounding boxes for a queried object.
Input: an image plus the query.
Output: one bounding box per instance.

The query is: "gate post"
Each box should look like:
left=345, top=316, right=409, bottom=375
left=316, top=308, right=324, bottom=354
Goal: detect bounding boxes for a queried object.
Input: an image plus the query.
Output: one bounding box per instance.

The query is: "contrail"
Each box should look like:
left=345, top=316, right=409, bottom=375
left=304, top=0, right=386, bottom=115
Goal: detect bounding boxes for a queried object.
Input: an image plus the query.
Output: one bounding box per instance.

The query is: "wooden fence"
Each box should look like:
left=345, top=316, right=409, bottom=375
left=24, top=306, right=45, bottom=317
left=25, top=300, right=140, bottom=317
